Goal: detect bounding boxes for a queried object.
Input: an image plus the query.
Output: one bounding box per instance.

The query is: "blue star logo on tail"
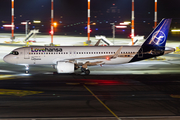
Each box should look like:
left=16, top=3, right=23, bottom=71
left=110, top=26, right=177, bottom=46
left=152, top=31, right=166, bottom=45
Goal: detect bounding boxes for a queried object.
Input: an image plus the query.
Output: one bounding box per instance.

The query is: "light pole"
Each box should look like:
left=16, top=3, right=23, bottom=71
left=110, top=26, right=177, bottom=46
left=131, top=0, right=134, bottom=45
left=11, top=0, right=15, bottom=40
left=50, top=0, right=54, bottom=46
left=25, top=20, right=30, bottom=36
left=110, top=23, right=115, bottom=45
left=154, top=0, right=157, bottom=28
left=86, top=0, right=91, bottom=44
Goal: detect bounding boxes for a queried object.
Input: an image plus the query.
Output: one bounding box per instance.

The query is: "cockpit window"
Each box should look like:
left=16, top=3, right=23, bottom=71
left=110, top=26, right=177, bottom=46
left=10, top=51, right=19, bottom=55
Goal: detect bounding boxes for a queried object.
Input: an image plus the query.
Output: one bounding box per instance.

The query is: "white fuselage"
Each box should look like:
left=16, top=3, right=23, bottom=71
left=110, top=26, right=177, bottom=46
left=4, top=46, right=141, bottom=66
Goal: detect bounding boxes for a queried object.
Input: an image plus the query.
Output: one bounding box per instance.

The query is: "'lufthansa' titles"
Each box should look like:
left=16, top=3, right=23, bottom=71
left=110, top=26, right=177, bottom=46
left=31, top=48, right=63, bottom=52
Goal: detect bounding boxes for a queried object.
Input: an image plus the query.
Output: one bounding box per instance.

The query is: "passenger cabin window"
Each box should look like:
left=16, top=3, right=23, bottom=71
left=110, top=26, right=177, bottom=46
left=10, top=51, right=19, bottom=55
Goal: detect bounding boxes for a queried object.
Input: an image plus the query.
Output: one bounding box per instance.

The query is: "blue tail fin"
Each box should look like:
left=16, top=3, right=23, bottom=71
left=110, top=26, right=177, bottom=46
left=129, top=19, right=172, bottom=63
left=142, top=18, right=172, bottom=49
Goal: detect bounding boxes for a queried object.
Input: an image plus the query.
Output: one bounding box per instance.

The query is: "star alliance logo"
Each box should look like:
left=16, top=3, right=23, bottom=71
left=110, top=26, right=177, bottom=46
left=152, top=31, right=166, bottom=45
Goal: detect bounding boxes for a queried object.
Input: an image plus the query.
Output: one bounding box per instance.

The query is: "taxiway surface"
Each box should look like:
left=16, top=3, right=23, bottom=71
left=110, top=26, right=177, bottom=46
left=0, top=34, right=180, bottom=120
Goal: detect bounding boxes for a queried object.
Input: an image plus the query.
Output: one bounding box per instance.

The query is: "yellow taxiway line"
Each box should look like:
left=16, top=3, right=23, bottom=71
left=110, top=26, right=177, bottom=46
left=83, top=85, right=121, bottom=120
left=170, top=94, right=180, bottom=99
left=0, top=89, right=43, bottom=97
left=0, top=75, right=18, bottom=80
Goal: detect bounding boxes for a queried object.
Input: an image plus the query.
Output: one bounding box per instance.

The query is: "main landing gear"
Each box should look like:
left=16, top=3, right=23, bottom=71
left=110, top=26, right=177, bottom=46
left=81, top=67, right=90, bottom=75
left=80, top=61, right=91, bottom=75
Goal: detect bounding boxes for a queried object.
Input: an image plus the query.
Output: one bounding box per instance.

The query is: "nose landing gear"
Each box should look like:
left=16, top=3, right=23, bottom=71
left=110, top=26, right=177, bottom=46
left=25, top=65, right=29, bottom=74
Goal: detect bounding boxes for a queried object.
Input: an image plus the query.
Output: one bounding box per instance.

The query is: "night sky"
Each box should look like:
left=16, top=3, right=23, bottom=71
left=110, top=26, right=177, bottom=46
left=0, top=0, right=180, bottom=22
left=0, top=0, right=180, bottom=38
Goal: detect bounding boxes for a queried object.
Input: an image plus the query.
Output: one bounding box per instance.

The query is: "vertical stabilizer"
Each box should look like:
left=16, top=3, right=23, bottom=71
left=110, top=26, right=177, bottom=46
left=142, top=19, right=172, bottom=49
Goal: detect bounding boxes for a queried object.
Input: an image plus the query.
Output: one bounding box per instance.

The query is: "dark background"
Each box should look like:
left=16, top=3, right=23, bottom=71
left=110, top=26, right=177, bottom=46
left=0, top=0, right=180, bottom=39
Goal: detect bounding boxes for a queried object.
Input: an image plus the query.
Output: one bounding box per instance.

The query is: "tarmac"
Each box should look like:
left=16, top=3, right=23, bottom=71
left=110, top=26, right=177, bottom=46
left=0, top=33, right=180, bottom=120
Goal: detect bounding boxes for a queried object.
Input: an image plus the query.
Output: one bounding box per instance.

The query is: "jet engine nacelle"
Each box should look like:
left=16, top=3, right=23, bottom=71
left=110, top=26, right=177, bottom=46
left=56, top=62, right=74, bottom=73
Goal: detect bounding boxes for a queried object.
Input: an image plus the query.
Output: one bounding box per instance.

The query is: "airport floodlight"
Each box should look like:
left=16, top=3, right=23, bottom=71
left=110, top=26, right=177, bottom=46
left=171, top=29, right=180, bottom=32
left=21, top=22, right=31, bottom=25
left=3, top=25, right=15, bottom=28
left=33, top=20, right=41, bottom=23
left=124, top=21, right=131, bottom=24
left=115, top=26, right=127, bottom=28
left=120, top=22, right=131, bottom=25
left=53, top=22, right=57, bottom=27
left=92, top=22, right=96, bottom=25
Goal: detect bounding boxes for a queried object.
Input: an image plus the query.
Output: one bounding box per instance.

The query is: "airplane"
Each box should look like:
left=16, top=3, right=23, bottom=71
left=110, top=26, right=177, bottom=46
left=3, top=18, right=175, bottom=75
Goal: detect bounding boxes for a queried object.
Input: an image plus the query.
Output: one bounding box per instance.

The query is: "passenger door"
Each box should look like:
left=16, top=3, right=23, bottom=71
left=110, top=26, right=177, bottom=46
left=24, top=48, right=30, bottom=59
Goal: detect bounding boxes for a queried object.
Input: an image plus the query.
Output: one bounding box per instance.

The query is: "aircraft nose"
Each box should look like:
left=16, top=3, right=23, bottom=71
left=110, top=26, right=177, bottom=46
left=3, top=55, right=11, bottom=64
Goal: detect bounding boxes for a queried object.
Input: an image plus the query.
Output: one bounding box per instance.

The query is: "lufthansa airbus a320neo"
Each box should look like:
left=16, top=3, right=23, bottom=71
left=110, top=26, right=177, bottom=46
left=3, top=19, right=175, bottom=75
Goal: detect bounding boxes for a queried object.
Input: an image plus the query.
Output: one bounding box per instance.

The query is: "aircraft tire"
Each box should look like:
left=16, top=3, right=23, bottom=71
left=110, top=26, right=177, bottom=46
left=84, top=70, right=90, bottom=75
left=25, top=70, right=29, bottom=74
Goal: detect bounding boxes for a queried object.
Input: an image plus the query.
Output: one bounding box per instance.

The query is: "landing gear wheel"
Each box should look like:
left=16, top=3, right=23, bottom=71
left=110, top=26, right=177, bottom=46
left=25, top=70, right=29, bottom=74
left=74, top=64, right=79, bottom=70
left=84, top=69, right=90, bottom=75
